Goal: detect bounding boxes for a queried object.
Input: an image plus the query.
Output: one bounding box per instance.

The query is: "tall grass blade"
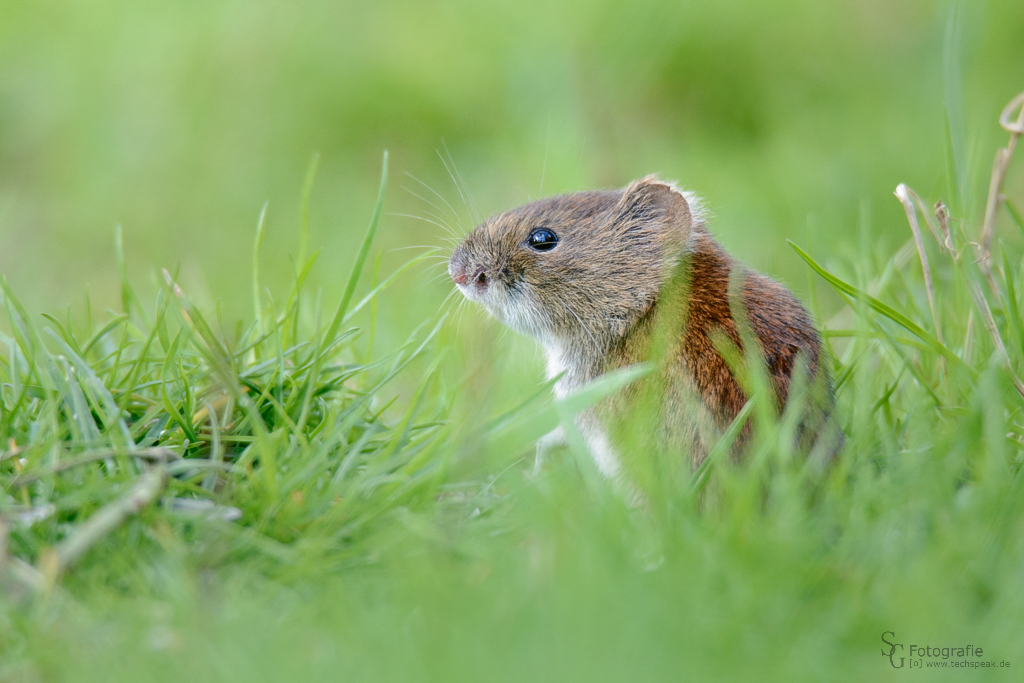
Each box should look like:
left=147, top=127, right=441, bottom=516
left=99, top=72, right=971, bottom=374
left=790, top=241, right=975, bottom=377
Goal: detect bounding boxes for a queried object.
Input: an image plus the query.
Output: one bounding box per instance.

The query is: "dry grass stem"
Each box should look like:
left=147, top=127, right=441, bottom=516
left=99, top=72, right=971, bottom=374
left=50, top=465, right=167, bottom=575
left=971, top=282, right=1024, bottom=399
left=980, top=91, right=1024, bottom=265
left=895, top=184, right=942, bottom=344
left=934, top=201, right=954, bottom=254
left=10, top=447, right=179, bottom=487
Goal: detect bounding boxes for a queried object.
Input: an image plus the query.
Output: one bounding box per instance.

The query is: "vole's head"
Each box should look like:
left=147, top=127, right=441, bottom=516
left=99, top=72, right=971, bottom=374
left=448, top=176, right=697, bottom=350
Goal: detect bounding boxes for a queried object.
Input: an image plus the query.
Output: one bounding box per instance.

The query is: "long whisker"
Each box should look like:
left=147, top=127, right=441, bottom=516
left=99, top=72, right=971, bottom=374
left=389, top=244, right=444, bottom=251
left=405, top=172, right=466, bottom=231
left=427, top=271, right=455, bottom=286
left=390, top=212, right=463, bottom=242
left=437, top=142, right=481, bottom=227
left=540, top=114, right=551, bottom=196
left=400, top=183, right=458, bottom=224
left=435, top=148, right=472, bottom=227
left=422, top=260, right=451, bottom=273
left=572, top=135, right=587, bottom=188
left=455, top=297, right=473, bottom=338
left=419, top=264, right=452, bottom=281
left=439, top=287, right=460, bottom=312
left=444, top=140, right=482, bottom=225
left=395, top=191, right=462, bottom=235
left=425, top=211, right=464, bottom=241
left=563, top=300, right=600, bottom=352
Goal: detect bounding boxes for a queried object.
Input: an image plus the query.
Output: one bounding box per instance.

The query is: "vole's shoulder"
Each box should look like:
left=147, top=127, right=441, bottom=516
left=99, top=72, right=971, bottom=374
left=663, top=229, right=822, bottom=422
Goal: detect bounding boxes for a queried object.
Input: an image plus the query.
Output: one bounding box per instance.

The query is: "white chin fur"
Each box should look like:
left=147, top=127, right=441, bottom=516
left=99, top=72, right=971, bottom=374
left=459, top=282, right=548, bottom=340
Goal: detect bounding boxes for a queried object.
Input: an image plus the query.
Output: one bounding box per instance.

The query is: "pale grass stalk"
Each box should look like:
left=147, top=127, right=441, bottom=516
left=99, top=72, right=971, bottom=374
left=895, top=184, right=942, bottom=345
left=45, top=465, right=166, bottom=578
left=934, top=201, right=954, bottom=254
left=971, top=282, right=1024, bottom=399
left=963, top=309, right=974, bottom=366
left=10, top=447, right=178, bottom=486
left=979, top=92, right=1024, bottom=267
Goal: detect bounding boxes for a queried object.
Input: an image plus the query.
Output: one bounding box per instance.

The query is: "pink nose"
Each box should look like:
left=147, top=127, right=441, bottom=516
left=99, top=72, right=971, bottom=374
left=450, top=263, right=468, bottom=285
left=450, top=263, right=489, bottom=290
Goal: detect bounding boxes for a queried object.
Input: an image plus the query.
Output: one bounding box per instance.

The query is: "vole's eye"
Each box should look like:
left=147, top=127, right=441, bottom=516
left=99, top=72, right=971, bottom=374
left=527, top=228, right=559, bottom=252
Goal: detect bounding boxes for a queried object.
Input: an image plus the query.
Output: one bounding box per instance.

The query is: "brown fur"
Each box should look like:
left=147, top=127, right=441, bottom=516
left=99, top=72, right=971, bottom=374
left=449, top=176, right=836, bottom=472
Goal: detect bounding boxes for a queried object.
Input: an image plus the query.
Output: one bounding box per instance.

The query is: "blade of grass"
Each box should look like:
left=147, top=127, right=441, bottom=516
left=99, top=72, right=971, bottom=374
left=331, top=150, right=389, bottom=342
left=341, top=249, right=439, bottom=325
left=555, top=363, right=652, bottom=417
left=691, top=400, right=753, bottom=496
left=252, top=202, right=269, bottom=361
left=297, top=153, right=321, bottom=270
left=790, top=241, right=975, bottom=378
left=40, top=314, right=80, bottom=355
left=1006, top=200, right=1024, bottom=242
left=159, top=329, right=198, bottom=444
left=48, top=465, right=166, bottom=576
left=894, top=184, right=942, bottom=344
left=296, top=152, right=388, bottom=435
left=81, top=314, right=129, bottom=357
left=1000, top=246, right=1024, bottom=356
left=114, top=225, right=150, bottom=327
left=44, top=329, right=136, bottom=448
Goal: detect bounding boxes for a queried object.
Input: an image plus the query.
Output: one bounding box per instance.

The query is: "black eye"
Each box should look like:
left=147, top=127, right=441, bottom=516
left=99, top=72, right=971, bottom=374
left=527, top=228, right=559, bottom=252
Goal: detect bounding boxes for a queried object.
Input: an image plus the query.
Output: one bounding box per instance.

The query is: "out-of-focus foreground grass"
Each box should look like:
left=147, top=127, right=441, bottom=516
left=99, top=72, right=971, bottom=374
left=1, top=1, right=1024, bottom=681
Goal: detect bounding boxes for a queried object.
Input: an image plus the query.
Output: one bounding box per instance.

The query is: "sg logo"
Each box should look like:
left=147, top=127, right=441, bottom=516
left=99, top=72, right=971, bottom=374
left=882, top=631, right=905, bottom=669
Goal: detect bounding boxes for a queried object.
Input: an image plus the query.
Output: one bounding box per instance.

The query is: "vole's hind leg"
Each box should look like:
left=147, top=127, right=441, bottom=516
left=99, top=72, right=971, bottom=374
left=534, top=426, right=567, bottom=475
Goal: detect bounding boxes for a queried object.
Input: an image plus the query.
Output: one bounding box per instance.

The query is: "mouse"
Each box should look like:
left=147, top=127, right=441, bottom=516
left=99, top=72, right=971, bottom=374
left=448, top=176, right=838, bottom=480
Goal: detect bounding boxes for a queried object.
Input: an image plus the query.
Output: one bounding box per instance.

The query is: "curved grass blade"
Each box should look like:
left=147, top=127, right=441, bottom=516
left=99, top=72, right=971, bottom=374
left=45, top=329, right=136, bottom=448
left=790, top=241, right=975, bottom=378
left=252, top=202, right=269, bottom=360
left=330, top=150, right=389, bottom=342
left=297, top=152, right=321, bottom=269
left=691, top=400, right=753, bottom=496
left=159, top=329, right=198, bottom=444
left=297, top=151, right=388, bottom=435
left=40, top=314, right=80, bottom=355
left=81, top=314, right=129, bottom=357
left=341, top=248, right=439, bottom=325
left=555, top=363, right=652, bottom=417
left=1006, top=200, right=1024, bottom=241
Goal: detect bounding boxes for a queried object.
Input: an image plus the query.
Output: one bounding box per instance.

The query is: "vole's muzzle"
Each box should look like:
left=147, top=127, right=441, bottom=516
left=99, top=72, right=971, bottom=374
left=448, top=250, right=490, bottom=293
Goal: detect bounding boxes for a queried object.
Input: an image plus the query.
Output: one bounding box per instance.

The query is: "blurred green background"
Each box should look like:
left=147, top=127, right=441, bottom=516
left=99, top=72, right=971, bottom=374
left=1, top=0, right=1021, bottom=327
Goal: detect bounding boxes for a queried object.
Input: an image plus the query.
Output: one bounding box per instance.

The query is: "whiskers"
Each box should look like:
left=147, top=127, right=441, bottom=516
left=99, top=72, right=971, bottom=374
left=438, top=141, right=481, bottom=226
left=394, top=147, right=492, bottom=344
left=403, top=171, right=466, bottom=233
left=561, top=299, right=600, bottom=352
left=389, top=212, right=463, bottom=247
left=452, top=292, right=475, bottom=339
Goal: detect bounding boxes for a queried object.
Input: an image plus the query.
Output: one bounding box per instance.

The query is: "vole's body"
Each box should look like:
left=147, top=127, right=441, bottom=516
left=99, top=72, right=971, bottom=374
left=449, top=177, right=834, bottom=477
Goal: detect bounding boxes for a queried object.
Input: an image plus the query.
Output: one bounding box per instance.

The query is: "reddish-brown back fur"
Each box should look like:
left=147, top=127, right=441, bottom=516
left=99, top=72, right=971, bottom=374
left=680, top=230, right=822, bottom=427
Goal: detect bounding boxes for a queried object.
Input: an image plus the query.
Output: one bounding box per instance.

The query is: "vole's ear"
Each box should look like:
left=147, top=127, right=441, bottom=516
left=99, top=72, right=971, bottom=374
left=615, top=176, right=692, bottom=246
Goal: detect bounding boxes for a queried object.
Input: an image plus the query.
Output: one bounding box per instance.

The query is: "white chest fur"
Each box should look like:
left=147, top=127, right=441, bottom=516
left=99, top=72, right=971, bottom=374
left=542, top=343, right=621, bottom=478
left=544, top=345, right=570, bottom=399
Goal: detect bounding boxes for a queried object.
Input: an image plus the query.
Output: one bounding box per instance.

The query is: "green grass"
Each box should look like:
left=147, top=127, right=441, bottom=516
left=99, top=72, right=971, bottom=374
left=2, top=93, right=1024, bottom=681
left=0, top=153, right=456, bottom=591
